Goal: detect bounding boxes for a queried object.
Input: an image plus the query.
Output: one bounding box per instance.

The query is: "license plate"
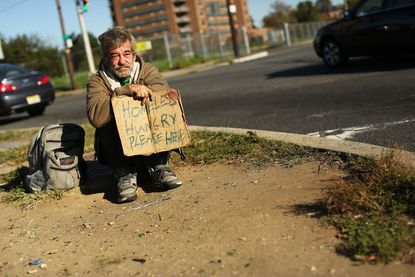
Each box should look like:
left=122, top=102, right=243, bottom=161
left=26, top=94, right=41, bottom=105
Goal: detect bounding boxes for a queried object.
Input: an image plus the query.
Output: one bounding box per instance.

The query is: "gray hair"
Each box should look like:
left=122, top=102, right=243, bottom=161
left=98, top=26, right=136, bottom=58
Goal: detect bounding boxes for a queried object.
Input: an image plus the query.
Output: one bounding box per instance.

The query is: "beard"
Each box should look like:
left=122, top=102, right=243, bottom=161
left=110, top=63, right=133, bottom=79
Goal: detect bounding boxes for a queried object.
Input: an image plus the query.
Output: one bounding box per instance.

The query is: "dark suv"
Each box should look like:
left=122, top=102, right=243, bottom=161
left=313, top=0, right=415, bottom=67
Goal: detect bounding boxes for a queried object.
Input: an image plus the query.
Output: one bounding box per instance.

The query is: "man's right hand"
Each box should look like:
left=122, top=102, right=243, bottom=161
left=129, top=84, right=153, bottom=105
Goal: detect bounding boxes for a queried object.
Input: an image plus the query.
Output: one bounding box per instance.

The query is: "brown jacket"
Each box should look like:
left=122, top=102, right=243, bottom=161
left=86, top=56, right=169, bottom=167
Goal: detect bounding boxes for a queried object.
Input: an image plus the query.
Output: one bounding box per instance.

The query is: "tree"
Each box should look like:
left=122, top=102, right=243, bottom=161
left=2, top=34, right=64, bottom=77
left=293, top=1, right=321, bottom=22
left=346, top=0, right=360, bottom=10
left=262, top=0, right=297, bottom=28
left=69, top=32, right=100, bottom=72
left=316, top=0, right=333, bottom=13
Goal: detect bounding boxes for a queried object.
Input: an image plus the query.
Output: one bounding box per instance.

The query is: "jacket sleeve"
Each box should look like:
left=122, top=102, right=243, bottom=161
left=140, top=62, right=169, bottom=92
left=86, top=73, right=113, bottom=128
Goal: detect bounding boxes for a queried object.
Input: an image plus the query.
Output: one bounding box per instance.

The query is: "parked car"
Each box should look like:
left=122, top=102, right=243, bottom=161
left=313, top=0, right=415, bottom=67
left=0, top=63, right=55, bottom=116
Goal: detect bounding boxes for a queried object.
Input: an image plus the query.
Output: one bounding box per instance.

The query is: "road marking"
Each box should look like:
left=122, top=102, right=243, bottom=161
left=307, top=119, right=415, bottom=140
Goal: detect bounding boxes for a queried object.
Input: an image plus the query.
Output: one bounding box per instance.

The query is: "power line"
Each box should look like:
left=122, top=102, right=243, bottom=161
left=0, top=0, right=31, bottom=15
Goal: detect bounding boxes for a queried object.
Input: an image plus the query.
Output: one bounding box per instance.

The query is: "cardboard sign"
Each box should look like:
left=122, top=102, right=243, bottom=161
left=111, top=91, right=191, bottom=156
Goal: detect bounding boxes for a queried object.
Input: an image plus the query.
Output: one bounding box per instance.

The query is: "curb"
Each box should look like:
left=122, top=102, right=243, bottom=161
left=189, top=125, right=415, bottom=167
left=162, top=61, right=230, bottom=79
left=232, top=51, right=269, bottom=64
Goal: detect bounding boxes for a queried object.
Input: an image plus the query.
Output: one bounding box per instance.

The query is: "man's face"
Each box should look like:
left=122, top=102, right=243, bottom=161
left=107, top=40, right=135, bottom=79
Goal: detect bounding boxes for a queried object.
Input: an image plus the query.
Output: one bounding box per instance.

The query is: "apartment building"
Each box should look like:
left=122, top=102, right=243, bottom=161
left=109, top=0, right=253, bottom=39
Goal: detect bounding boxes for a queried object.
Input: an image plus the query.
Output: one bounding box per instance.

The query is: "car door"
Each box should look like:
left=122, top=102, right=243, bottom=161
left=341, top=0, right=390, bottom=56
left=379, top=0, right=415, bottom=52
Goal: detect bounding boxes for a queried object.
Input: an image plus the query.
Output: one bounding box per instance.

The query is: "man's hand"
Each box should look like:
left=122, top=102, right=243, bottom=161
left=128, top=84, right=153, bottom=105
left=167, top=88, right=180, bottom=100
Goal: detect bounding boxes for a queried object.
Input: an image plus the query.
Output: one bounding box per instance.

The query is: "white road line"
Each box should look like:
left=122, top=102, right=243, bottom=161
left=307, top=119, right=415, bottom=140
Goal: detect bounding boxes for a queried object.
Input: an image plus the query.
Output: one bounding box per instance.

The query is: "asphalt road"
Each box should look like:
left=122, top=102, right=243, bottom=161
left=1, top=44, right=414, bottom=152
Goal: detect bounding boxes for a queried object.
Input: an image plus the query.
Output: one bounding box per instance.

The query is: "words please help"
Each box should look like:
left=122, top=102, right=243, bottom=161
left=111, top=90, right=191, bottom=156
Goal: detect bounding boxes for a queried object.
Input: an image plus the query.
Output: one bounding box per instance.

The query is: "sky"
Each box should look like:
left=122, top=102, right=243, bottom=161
left=0, top=0, right=337, bottom=49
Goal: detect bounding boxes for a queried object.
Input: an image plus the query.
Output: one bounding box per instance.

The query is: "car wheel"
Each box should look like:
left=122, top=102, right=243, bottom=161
left=321, top=39, right=348, bottom=68
left=27, top=106, right=46, bottom=116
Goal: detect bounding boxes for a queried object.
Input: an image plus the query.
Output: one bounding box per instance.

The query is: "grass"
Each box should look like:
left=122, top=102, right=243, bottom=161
left=330, top=215, right=413, bottom=263
left=51, top=70, right=90, bottom=91
left=174, top=130, right=313, bottom=168
left=0, top=129, right=37, bottom=141
left=323, top=151, right=415, bottom=264
left=1, top=166, right=64, bottom=209
left=0, top=145, right=29, bottom=165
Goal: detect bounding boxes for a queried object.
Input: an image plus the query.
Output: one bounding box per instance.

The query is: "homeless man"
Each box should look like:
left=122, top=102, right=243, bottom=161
left=86, top=26, right=182, bottom=203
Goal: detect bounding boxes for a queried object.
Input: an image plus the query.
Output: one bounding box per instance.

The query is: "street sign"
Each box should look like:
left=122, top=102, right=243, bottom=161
left=65, top=39, right=73, bottom=49
left=229, top=4, right=237, bottom=13
left=135, top=41, right=152, bottom=52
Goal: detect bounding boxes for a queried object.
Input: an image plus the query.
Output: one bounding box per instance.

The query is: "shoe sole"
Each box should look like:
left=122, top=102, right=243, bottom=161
left=118, top=193, right=137, bottom=203
left=152, top=182, right=182, bottom=191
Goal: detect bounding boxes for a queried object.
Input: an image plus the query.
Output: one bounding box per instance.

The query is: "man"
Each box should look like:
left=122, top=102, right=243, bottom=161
left=87, top=26, right=182, bottom=203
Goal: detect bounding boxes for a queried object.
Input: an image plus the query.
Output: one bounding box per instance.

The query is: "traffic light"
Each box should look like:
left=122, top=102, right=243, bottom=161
left=82, top=0, right=89, bottom=12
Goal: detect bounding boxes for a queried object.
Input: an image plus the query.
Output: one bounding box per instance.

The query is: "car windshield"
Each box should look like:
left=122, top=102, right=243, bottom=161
left=389, top=0, right=415, bottom=8
left=0, top=64, right=30, bottom=79
left=355, top=0, right=386, bottom=16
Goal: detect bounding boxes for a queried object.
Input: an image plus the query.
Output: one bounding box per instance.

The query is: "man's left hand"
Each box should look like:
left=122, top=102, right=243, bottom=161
left=167, top=88, right=180, bottom=100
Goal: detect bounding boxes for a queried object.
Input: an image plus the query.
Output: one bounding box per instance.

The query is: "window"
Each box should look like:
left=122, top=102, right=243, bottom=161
left=355, top=0, right=386, bottom=16
left=389, top=0, right=415, bottom=8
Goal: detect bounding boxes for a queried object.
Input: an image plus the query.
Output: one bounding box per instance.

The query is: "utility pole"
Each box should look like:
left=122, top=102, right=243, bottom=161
left=56, top=0, right=77, bottom=90
left=226, top=0, right=240, bottom=58
left=0, top=39, right=4, bottom=60
left=75, top=0, right=96, bottom=74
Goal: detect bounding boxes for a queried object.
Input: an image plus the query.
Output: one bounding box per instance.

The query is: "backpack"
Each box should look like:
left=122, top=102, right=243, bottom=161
left=25, top=123, right=85, bottom=192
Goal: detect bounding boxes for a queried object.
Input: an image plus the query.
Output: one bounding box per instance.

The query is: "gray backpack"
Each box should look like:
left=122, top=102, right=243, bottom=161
left=25, top=123, right=85, bottom=192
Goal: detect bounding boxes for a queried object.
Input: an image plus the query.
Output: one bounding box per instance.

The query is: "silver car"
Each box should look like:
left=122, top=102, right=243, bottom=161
left=0, top=63, right=55, bottom=116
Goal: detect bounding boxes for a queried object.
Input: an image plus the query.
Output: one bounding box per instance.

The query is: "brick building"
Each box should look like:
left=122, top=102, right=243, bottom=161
left=109, top=0, right=253, bottom=39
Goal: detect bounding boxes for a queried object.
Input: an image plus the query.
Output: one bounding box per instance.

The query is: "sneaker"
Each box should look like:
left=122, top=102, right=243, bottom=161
left=114, top=167, right=137, bottom=203
left=148, top=165, right=182, bottom=191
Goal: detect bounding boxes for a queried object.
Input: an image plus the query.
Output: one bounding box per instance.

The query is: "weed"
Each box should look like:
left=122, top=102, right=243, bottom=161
left=177, top=130, right=312, bottom=168
left=51, top=71, right=90, bottom=91
left=0, top=145, right=29, bottom=166
left=0, top=129, right=36, bottom=141
left=226, top=249, right=236, bottom=256
left=330, top=216, right=414, bottom=263
left=0, top=166, right=64, bottom=209
left=323, top=150, right=415, bottom=263
left=326, top=151, right=415, bottom=217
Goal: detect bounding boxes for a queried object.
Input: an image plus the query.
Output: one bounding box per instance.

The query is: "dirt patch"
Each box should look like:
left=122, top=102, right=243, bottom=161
left=0, top=162, right=413, bottom=276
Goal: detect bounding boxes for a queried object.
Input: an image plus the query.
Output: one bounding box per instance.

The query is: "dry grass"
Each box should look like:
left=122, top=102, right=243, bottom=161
left=325, top=150, right=415, bottom=263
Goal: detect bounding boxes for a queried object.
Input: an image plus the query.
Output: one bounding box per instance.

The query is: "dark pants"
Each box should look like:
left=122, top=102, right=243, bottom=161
left=95, top=120, right=169, bottom=171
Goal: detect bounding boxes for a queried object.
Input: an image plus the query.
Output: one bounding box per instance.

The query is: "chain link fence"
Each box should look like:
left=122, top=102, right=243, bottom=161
left=136, top=20, right=331, bottom=68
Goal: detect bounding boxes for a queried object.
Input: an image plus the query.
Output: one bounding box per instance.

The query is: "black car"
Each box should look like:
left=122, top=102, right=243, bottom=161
left=0, top=63, right=55, bottom=116
left=314, top=0, right=415, bottom=67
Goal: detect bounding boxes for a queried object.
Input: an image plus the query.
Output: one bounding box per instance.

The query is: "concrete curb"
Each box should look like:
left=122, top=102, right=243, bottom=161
left=162, top=61, right=230, bottom=79
left=189, top=125, right=415, bottom=167
left=232, top=51, right=269, bottom=64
